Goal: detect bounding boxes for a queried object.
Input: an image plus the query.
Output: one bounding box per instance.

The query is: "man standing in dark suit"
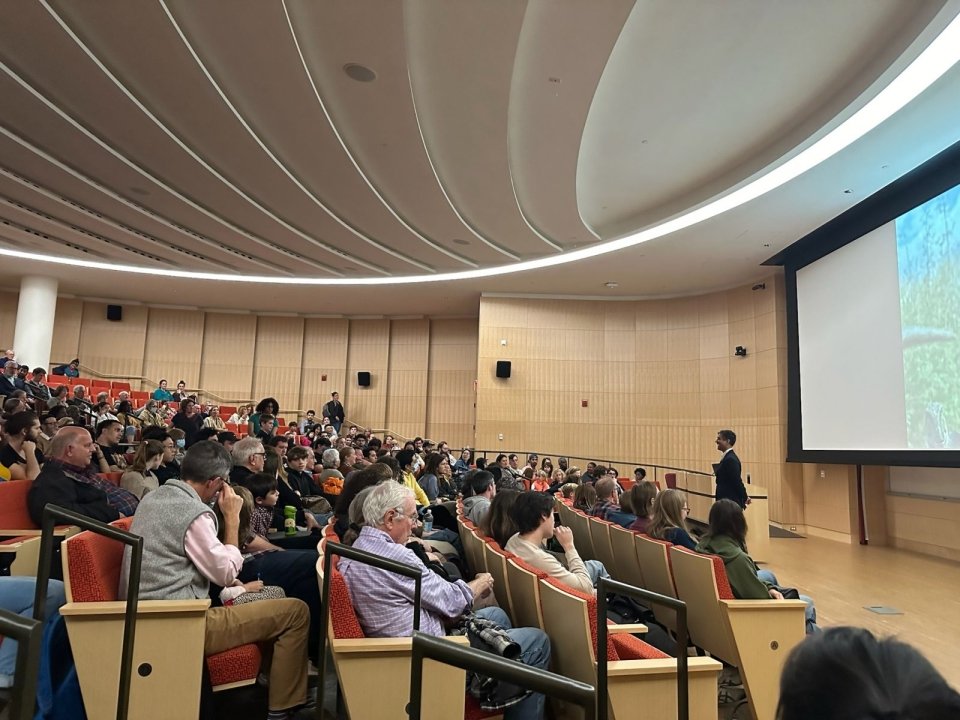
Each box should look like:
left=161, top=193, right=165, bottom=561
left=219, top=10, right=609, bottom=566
left=714, top=429, right=749, bottom=508
left=322, top=391, right=345, bottom=434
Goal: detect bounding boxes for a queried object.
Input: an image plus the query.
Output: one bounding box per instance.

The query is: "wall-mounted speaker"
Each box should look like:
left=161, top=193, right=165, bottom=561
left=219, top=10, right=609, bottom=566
left=496, top=360, right=511, bottom=379
left=106, top=304, right=123, bottom=322
left=357, top=371, right=371, bottom=387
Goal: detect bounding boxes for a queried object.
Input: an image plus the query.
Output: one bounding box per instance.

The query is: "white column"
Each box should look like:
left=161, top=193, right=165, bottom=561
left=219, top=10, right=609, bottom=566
left=13, top=275, right=58, bottom=370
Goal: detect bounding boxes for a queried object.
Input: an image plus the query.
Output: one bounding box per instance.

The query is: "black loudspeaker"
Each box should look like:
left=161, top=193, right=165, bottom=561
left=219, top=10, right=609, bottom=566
left=106, top=304, right=122, bottom=322
left=357, top=371, right=371, bottom=387
left=496, top=360, right=511, bottom=379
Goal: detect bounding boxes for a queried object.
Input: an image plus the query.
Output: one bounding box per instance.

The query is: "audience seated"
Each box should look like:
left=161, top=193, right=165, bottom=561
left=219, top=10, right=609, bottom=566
left=340, top=482, right=551, bottom=720
left=172, top=398, right=203, bottom=447
left=418, top=451, right=455, bottom=502
left=697, top=499, right=819, bottom=634
left=627, top=481, right=658, bottom=533
left=462, top=470, right=496, bottom=525
left=333, top=462, right=394, bottom=538
left=0, top=411, right=43, bottom=481
left=28, top=427, right=136, bottom=524
left=478, top=489, right=520, bottom=548
left=505, top=492, right=609, bottom=594
left=647, top=488, right=697, bottom=550
left=396, top=449, right=430, bottom=507
left=777, top=627, right=960, bottom=719
left=572, top=483, right=596, bottom=513
left=93, top=419, right=127, bottom=473
left=317, top=448, right=344, bottom=495
left=120, top=439, right=164, bottom=499
left=119, top=441, right=310, bottom=720
left=588, top=477, right=621, bottom=520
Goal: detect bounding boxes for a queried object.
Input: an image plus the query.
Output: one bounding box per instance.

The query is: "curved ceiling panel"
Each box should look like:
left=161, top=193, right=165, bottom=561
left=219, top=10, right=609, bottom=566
left=577, top=0, right=948, bottom=238
left=404, top=0, right=563, bottom=258
left=508, top=0, right=633, bottom=248
left=282, top=0, right=519, bottom=265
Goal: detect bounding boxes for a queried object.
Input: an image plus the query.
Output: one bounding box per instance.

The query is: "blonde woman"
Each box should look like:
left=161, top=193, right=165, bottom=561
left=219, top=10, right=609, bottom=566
left=120, top=439, right=164, bottom=499
left=646, top=488, right=696, bottom=549
left=229, top=404, right=252, bottom=427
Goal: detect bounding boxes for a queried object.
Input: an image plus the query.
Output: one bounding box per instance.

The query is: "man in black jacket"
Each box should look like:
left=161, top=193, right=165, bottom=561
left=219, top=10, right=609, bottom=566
left=714, top=429, right=749, bottom=508
left=322, top=391, right=345, bottom=434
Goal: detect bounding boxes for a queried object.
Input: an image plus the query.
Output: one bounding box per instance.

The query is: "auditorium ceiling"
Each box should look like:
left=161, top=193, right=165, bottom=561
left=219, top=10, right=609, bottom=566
left=0, top=0, right=959, bottom=316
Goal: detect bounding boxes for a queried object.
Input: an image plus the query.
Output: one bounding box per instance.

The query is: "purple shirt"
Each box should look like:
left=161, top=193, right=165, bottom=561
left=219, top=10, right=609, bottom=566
left=339, top=527, right=473, bottom=638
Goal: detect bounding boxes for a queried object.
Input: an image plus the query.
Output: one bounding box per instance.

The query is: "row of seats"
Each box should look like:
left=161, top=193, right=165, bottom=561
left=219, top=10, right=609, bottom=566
left=556, top=498, right=807, bottom=720
left=457, top=508, right=722, bottom=719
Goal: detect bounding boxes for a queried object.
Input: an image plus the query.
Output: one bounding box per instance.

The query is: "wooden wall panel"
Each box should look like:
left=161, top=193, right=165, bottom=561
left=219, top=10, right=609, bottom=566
left=427, top=318, right=477, bottom=449
left=141, top=309, right=205, bottom=393
left=886, top=493, right=960, bottom=562
left=299, top=318, right=349, bottom=416
left=198, top=313, right=257, bottom=402
left=50, top=298, right=82, bottom=367
left=252, top=316, right=304, bottom=417
left=476, top=277, right=803, bottom=523
left=345, top=320, right=389, bottom=431
left=385, top=320, right=429, bottom=439
left=77, top=302, right=148, bottom=379
left=0, top=290, right=17, bottom=351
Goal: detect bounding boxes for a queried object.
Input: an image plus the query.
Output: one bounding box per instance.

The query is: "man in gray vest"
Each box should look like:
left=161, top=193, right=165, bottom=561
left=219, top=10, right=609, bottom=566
left=121, top=441, right=310, bottom=720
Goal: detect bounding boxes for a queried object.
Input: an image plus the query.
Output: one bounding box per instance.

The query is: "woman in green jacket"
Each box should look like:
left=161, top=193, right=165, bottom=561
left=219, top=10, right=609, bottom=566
left=696, top=499, right=819, bottom=634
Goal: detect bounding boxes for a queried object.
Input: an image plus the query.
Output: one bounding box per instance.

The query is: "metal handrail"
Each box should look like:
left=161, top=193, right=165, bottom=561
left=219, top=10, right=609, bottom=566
left=408, top=631, right=596, bottom=720
left=317, top=541, right=424, bottom=718
left=33, top=505, right=143, bottom=720
left=472, top=449, right=714, bottom=480
left=0, top=609, right=42, bottom=720
left=596, top=578, right=690, bottom=720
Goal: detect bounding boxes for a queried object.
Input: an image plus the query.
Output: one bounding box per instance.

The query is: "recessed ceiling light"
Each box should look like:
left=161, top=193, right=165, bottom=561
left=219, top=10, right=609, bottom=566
left=343, top=63, right=376, bottom=82
left=452, top=238, right=470, bottom=246
left=604, top=281, right=619, bottom=289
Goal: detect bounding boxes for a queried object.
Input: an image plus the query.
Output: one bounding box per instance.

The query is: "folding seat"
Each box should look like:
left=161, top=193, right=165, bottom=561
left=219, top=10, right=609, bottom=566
left=538, top=577, right=721, bottom=719
left=607, top=525, right=645, bottom=589
left=669, top=547, right=806, bottom=720
left=480, top=538, right=514, bottom=620
left=317, top=548, right=500, bottom=720
left=0, top=480, right=79, bottom=575
left=587, top=517, right=617, bottom=577
left=111, top=381, right=131, bottom=392
left=504, top=556, right=548, bottom=631
left=61, top=519, right=261, bottom=719
left=564, top=509, right=596, bottom=561
left=634, top=535, right=679, bottom=633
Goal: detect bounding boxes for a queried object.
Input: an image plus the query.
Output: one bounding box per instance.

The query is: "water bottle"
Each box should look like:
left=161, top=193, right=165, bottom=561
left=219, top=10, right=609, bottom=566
left=422, top=509, right=433, bottom=533
left=283, top=505, right=297, bottom=535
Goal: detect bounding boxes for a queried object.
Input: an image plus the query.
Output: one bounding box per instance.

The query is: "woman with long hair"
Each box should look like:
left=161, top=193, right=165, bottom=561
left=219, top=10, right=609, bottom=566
left=120, top=439, right=164, bottom=499
left=572, top=483, right=596, bottom=513
left=646, top=488, right=696, bottom=549
left=478, top=489, right=521, bottom=548
left=249, top=398, right=280, bottom=436
left=628, top=482, right=658, bottom=533
left=698, top=499, right=819, bottom=634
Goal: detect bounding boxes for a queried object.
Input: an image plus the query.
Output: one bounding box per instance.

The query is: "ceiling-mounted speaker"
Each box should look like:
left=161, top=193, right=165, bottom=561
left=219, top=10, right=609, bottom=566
left=357, top=371, right=371, bottom=387
left=496, top=360, right=511, bottom=379
left=106, top=304, right=122, bottom=322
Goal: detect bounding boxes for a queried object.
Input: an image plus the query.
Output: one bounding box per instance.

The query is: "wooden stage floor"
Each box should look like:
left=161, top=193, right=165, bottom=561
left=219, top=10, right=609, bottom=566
left=759, top=534, right=960, bottom=690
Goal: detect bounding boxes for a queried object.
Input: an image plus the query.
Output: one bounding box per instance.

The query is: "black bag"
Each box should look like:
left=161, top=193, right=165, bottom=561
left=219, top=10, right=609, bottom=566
left=774, top=585, right=801, bottom=600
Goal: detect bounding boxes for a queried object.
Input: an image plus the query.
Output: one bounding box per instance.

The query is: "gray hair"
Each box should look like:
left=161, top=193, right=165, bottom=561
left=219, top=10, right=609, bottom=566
left=181, top=440, right=232, bottom=483
left=231, top=436, right=264, bottom=467
left=349, top=485, right=377, bottom=528
left=362, top=482, right=413, bottom=527
left=321, top=448, right=340, bottom=469
left=73, top=385, right=86, bottom=396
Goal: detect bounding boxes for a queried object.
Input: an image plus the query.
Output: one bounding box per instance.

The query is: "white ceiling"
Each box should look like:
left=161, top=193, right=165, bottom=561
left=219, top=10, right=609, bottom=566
left=1, top=0, right=959, bottom=316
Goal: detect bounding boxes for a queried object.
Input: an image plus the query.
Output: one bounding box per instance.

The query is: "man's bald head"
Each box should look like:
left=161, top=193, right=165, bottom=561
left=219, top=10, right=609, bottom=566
left=49, top=426, right=95, bottom=466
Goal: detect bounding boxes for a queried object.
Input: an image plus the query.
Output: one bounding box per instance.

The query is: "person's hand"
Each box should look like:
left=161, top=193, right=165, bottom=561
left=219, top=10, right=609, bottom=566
left=553, top=525, right=576, bottom=552
left=217, top=483, right=243, bottom=521
left=22, top=440, right=36, bottom=455
left=242, top=580, right=264, bottom=593
left=768, top=588, right=784, bottom=600
left=305, top=513, right=319, bottom=531
left=467, top=573, right=494, bottom=599
left=745, top=497, right=752, bottom=506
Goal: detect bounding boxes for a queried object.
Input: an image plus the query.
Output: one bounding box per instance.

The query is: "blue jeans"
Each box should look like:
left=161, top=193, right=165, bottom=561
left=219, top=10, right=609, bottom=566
left=0, top=577, right=66, bottom=687
left=586, top=560, right=610, bottom=588
left=756, top=569, right=818, bottom=634
left=474, top=606, right=550, bottom=720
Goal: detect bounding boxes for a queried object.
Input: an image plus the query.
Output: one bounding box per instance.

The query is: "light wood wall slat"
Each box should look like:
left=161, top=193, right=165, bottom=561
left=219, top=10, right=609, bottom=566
left=0, top=291, right=17, bottom=352
left=141, top=308, right=205, bottom=393
left=50, top=298, right=82, bottom=365
left=345, top=320, right=390, bottom=430
left=77, top=302, right=148, bottom=379
left=252, top=316, right=305, bottom=415
left=299, top=318, right=349, bottom=416
left=198, top=313, right=257, bottom=401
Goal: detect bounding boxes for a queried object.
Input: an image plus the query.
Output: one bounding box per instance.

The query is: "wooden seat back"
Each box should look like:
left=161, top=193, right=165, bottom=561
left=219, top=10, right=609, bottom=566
left=607, top=525, right=645, bottom=589
left=587, top=517, right=617, bottom=576
left=481, top=539, right=514, bottom=619
left=669, top=547, right=806, bottom=720
left=565, top=509, right=596, bottom=561
left=504, top=557, right=547, bottom=630
left=634, top=535, right=678, bottom=632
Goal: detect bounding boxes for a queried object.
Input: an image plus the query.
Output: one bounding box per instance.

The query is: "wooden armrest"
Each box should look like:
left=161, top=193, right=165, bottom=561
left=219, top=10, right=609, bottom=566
left=60, top=599, right=211, bottom=616
left=607, top=623, right=648, bottom=634
left=332, top=634, right=469, bottom=655
left=0, top=536, right=38, bottom=550
left=721, top=599, right=808, bottom=610
left=607, top=656, right=722, bottom=676
left=0, top=526, right=78, bottom=538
